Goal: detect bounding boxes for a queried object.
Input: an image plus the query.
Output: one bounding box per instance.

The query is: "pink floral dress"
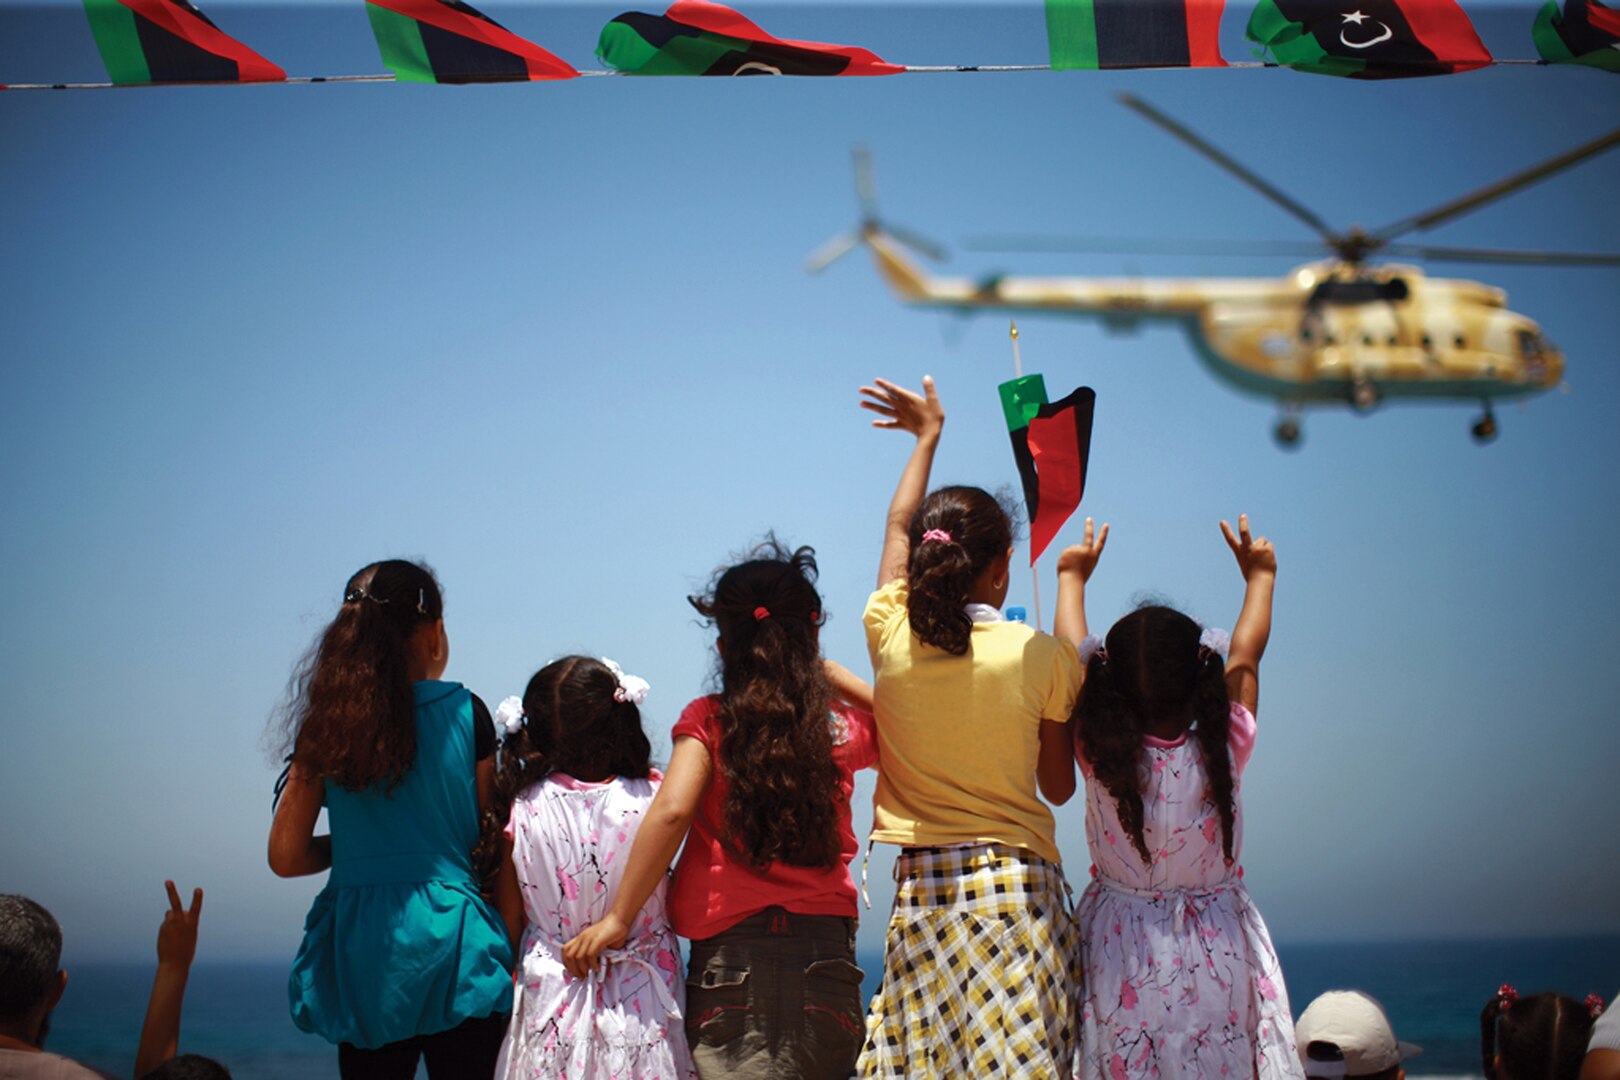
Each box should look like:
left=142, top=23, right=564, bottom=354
left=495, top=772, right=697, bottom=1080
left=1075, top=704, right=1303, bottom=1080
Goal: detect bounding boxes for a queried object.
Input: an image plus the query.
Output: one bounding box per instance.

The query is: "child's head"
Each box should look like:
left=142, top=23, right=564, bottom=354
left=1481, top=987, right=1602, bottom=1080
left=140, top=1055, right=232, bottom=1080
left=688, top=537, right=842, bottom=869
left=905, top=485, right=1014, bottom=655
left=1075, top=603, right=1236, bottom=866
left=505, top=656, right=654, bottom=786
left=274, top=559, right=444, bottom=792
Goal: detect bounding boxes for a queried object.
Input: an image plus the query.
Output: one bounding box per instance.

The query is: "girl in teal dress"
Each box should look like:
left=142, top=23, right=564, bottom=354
left=269, top=559, right=514, bottom=1079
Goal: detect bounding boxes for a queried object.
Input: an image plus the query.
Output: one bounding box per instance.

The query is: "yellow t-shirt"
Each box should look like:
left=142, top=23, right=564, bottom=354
left=863, top=579, right=1081, bottom=864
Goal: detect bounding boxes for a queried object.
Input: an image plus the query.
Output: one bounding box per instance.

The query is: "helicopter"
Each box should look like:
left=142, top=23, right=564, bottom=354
left=807, top=96, right=1620, bottom=447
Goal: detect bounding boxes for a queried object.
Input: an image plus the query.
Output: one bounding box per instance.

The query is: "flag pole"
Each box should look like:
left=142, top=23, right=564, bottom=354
left=1010, top=321, right=1043, bottom=632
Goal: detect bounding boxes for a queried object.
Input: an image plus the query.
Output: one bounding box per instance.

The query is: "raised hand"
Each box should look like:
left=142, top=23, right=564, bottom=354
left=859, top=375, right=944, bottom=442
left=157, top=881, right=202, bottom=970
left=1220, top=514, right=1276, bottom=580
left=562, top=912, right=630, bottom=979
left=1056, top=517, right=1110, bottom=584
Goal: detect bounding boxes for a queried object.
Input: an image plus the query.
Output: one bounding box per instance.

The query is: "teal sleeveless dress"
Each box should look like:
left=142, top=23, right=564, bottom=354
left=288, top=681, right=514, bottom=1049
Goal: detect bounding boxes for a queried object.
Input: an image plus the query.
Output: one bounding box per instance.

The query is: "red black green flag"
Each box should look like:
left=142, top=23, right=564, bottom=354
left=1533, top=0, right=1620, bottom=71
left=366, top=0, right=577, bottom=83
left=1046, top=0, right=1226, bottom=70
left=999, top=375, right=1096, bottom=567
left=597, top=1, right=904, bottom=76
left=82, top=0, right=284, bottom=84
left=1247, top=0, right=1491, bottom=78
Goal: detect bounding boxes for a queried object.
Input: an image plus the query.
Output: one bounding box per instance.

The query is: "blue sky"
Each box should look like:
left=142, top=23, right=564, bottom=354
left=1, top=1, right=1617, bottom=972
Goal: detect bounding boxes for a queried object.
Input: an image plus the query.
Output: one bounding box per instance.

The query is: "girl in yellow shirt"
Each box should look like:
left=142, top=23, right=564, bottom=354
left=854, top=375, right=1106, bottom=1079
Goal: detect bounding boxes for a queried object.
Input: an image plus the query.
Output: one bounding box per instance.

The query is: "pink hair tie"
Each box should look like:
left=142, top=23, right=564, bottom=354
left=1498, top=984, right=1519, bottom=1011
left=921, top=529, right=953, bottom=544
left=1588, top=994, right=1606, bottom=1018
left=753, top=606, right=770, bottom=621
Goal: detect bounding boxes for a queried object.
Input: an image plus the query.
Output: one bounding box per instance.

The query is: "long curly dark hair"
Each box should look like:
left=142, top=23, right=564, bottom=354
left=270, top=560, right=442, bottom=792
left=1074, top=605, right=1236, bottom=867
left=1481, top=990, right=1599, bottom=1080
left=474, top=656, right=655, bottom=892
left=905, top=485, right=1013, bottom=655
left=688, top=538, right=842, bottom=870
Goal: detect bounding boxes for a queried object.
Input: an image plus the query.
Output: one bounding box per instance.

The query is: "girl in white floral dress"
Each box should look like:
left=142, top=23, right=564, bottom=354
left=488, top=656, right=696, bottom=1080
left=1070, top=516, right=1303, bottom=1080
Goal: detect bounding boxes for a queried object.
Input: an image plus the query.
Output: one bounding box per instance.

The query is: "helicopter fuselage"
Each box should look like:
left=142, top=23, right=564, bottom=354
left=867, top=230, right=1564, bottom=410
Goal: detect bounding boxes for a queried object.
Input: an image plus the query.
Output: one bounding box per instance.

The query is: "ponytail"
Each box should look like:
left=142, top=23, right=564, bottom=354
left=1191, top=648, right=1236, bottom=865
left=1075, top=651, right=1152, bottom=865
left=905, top=486, right=1012, bottom=655
left=272, top=560, right=442, bottom=792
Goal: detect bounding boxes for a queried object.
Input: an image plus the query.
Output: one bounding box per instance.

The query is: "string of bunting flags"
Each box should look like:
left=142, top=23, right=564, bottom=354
left=3, top=0, right=1616, bottom=90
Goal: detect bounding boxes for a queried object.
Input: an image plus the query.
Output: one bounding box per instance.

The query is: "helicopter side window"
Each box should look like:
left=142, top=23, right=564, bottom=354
left=1308, top=278, right=1410, bottom=305
left=1516, top=329, right=1546, bottom=359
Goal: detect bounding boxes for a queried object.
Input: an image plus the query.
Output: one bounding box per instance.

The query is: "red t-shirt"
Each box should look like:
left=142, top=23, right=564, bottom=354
left=668, top=695, right=878, bottom=941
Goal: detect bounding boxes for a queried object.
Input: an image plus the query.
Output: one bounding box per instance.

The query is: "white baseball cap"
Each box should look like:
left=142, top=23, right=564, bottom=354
left=1295, top=990, right=1422, bottom=1077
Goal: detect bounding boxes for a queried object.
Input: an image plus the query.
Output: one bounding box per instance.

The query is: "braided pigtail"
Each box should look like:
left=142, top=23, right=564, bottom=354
left=1191, top=648, right=1237, bottom=865
left=1075, top=650, right=1152, bottom=865
left=905, top=486, right=1012, bottom=655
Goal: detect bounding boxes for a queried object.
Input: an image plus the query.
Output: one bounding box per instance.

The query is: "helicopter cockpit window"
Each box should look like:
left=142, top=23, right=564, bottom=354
left=1516, top=329, right=1548, bottom=358
left=1308, top=278, right=1410, bottom=305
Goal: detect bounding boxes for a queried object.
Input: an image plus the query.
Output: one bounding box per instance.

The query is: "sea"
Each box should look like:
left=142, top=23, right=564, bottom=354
left=46, top=936, right=1619, bottom=1079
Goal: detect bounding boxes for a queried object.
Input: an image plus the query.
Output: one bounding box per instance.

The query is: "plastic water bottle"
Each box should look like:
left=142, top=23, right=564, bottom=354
left=1005, top=606, right=1027, bottom=624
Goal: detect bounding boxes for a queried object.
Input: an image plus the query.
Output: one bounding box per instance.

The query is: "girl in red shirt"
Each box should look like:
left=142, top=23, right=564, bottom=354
left=563, top=539, right=877, bottom=1079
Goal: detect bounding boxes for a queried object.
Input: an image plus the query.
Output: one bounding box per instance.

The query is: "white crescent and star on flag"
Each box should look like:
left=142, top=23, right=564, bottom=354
left=1339, top=10, right=1394, bottom=48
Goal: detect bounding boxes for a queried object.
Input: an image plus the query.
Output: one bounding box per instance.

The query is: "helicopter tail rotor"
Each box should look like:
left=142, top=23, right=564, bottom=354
left=806, top=145, right=949, bottom=274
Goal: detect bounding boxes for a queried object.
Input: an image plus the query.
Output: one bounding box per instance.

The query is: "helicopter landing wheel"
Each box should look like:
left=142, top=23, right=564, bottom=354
left=1471, top=408, right=1498, bottom=445
left=1350, top=377, right=1380, bottom=412
left=1274, top=416, right=1303, bottom=449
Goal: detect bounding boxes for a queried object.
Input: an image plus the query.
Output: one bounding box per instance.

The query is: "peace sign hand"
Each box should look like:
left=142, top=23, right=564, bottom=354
left=156, top=880, right=203, bottom=971
left=1220, top=514, right=1277, bottom=580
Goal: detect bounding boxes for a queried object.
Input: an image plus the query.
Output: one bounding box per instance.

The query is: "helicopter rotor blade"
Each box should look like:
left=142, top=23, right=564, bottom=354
left=963, top=234, right=1330, bottom=258
left=853, top=144, right=878, bottom=220
left=887, top=222, right=950, bottom=263
left=1371, top=126, right=1620, bottom=242
left=805, top=231, right=862, bottom=274
left=1116, top=92, right=1341, bottom=246
left=1380, top=243, right=1620, bottom=267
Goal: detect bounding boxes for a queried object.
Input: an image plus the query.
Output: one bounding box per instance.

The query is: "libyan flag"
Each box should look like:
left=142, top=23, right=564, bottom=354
left=598, top=0, right=904, bottom=75
left=999, top=375, right=1096, bottom=567
left=1046, top=0, right=1226, bottom=70
left=1533, top=0, right=1620, bottom=71
left=366, top=0, right=577, bottom=83
left=1247, top=0, right=1492, bottom=78
left=82, top=0, right=284, bottom=84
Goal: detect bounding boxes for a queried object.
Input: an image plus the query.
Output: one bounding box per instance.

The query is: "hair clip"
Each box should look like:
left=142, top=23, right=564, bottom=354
left=1498, top=984, right=1519, bottom=1011
left=344, top=588, right=366, bottom=604
left=492, top=696, right=526, bottom=740
left=1077, top=634, right=1105, bottom=665
left=921, top=529, right=953, bottom=544
left=753, top=606, right=771, bottom=622
left=601, top=658, right=650, bottom=706
left=416, top=588, right=428, bottom=616
left=1588, top=994, right=1606, bottom=1019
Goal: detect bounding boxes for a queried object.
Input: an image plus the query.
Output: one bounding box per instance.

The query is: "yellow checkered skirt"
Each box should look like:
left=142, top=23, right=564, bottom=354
left=857, top=844, right=1080, bottom=1078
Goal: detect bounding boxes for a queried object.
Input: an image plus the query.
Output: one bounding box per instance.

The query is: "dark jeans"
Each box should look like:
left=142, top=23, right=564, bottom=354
left=686, top=906, right=865, bottom=1080
left=337, top=1012, right=508, bottom=1080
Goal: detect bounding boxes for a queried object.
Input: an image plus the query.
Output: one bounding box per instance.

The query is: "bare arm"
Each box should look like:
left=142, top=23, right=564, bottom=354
left=561, top=736, right=712, bottom=977
left=1052, top=518, right=1109, bottom=647
left=861, top=376, right=944, bottom=589
left=133, top=882, right=201, bottom=1079
left=494, top=835, right=524, bottom=952
left=824, top=658, right=874, bottom=713
left=1582, top=1050, right=1620, bottom=1080
left=268, top=763, right=331, bottom=877
left=1220, top=514, right=1277, bottom=717
left=1036, top=719, right=1076, bottom=805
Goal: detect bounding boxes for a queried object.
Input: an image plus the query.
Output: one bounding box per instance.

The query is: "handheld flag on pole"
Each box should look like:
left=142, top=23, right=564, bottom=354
left=999, top=374, right=1096, bottom=567
left=366, top=0, right=577, bottom=83
left=83, top=0, right=284, bottom=84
